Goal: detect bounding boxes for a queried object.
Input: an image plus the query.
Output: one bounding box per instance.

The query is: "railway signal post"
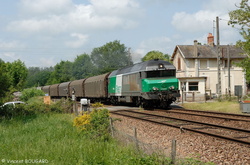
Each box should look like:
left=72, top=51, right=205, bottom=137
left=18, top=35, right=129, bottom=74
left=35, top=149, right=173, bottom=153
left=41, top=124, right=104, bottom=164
left=72, top=89, right=78, bottom=116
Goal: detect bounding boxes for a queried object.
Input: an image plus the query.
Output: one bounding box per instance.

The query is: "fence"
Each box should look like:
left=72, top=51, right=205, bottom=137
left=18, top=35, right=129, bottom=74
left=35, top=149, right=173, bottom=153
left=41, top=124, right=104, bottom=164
left=182, top=92, right=206, bottom=102
left=110, top=118, right=178, bottom=164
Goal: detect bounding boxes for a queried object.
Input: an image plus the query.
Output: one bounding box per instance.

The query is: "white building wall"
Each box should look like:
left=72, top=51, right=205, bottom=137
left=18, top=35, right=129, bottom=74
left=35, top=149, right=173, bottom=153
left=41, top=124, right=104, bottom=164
left=175, top=57, right=246, bottom=96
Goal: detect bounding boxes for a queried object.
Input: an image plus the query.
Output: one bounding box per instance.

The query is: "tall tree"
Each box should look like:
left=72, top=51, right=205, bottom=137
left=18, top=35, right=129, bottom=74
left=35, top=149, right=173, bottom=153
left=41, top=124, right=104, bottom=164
left=6, top=59, right=28, bottom=91
left=141, top=50, right=170, bottom=62
left=25, top=67, right=53, bottom=88
left=0, top=59, right=11, bottom=100
left=91, top=40, right=133, bottom=74
left=228, top=0, right=250, bottom=83
left=72, top=53, right=96, bottom=79
left=47, top=61, right=73, bottom=84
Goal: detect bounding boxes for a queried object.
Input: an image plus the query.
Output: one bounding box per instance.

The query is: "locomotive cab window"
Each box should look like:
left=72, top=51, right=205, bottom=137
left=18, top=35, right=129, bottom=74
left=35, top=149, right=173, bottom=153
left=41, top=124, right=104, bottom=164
left=146, top=70, right=175, bottom=78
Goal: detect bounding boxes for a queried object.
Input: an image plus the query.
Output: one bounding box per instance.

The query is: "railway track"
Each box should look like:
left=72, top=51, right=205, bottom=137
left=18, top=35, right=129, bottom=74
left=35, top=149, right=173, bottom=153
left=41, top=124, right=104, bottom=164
left=165, top=108, right=250, bottom=122
left=111, top=109, right=250, bottom=146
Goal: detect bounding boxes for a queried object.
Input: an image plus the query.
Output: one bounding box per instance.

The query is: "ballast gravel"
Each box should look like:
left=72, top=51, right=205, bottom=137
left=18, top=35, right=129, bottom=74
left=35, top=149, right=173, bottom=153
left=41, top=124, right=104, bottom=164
left=111, top=113, right=250, bottom=165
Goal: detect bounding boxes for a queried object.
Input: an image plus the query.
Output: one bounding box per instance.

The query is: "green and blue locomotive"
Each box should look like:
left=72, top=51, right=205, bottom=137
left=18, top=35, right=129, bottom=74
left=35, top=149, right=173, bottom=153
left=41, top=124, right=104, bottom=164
left=108, top=59, right=180, bottom=108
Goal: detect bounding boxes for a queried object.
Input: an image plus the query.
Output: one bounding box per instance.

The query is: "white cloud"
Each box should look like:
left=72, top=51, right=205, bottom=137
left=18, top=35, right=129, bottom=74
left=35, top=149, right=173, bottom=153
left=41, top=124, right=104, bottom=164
left=171, top=0, right=242, bottom=33
left=171, top=0, right=242, bottom=45
left=1, top=52, right=19, bottom=61
left=220, top=28, right=242, bottom=45
left=1, top=0, right=242, bottom=67
left=65, top=33, right=88, bottom=48
left=66, top=4, right=125, bottom=31
left=20, top=0, right=73, bottom=15
left=0, top=40, right=25, bottom=49
left=139, top=0, right=180, bottom=6
left=7, top=16, right=67, bottom=34
left=4, top=0, right=144, bottom=67
left=133, top=37, right=172, bottom=62
left=171, top=10, right=219, bottom=33
left=0, top=40, right=26, bottom=61
left=39, top=57, right=55, bottom=67
left=7, top=0, right=143, bottom=34
left=202, top=0, right=242, bottom=11
left=182, top=33, right=209, bottom=45
left=91, top=0, right=140, bottom=16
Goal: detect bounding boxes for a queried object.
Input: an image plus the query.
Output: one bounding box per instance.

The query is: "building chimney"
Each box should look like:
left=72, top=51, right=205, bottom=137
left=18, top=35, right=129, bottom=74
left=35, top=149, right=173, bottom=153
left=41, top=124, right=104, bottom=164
left=207, top=33, right=214, bottom=46
left=194, top=40, right=198, bottom=57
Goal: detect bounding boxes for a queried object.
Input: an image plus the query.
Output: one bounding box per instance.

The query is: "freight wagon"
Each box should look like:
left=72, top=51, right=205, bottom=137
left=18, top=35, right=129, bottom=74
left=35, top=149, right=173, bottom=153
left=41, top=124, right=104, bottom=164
left=42, top=59, right=180, bottom=108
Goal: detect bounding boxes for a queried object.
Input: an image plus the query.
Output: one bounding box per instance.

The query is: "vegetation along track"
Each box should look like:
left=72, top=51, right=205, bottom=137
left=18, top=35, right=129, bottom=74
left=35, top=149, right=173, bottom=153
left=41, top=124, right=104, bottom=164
left=111, top=109, right=250, bottom=146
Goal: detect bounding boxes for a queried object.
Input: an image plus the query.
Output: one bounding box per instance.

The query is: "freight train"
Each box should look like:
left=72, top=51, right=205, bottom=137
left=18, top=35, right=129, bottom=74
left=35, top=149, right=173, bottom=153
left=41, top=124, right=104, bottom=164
left=41, top=59, right=180, bottom=109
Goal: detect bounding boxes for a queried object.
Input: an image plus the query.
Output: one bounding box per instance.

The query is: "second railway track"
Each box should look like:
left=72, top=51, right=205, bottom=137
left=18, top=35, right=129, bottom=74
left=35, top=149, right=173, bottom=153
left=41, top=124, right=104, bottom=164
left=164, top=108, right=250, bottom=122
left=111, top=109, right=250, bottom=146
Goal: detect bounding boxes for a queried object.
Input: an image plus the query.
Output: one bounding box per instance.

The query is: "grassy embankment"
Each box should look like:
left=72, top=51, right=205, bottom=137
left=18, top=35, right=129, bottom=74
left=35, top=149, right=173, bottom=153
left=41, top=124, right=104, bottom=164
left=0, top=113, right=169, bottom=164
left=0, top=96, right=216, bottom=165
left=0, top=96, right=175, bottom=165
left=182, top=101, right=243, bottom=114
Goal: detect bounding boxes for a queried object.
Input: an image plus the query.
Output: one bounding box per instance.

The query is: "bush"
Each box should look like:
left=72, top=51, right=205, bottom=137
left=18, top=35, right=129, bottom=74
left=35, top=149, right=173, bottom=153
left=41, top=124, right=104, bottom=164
left=0, top=98, right=73, bottom=120
left=0, top=103, right=36, bottom=120
left=91, top=102, right=104, bottom=108
left=73, top=113, right=91, bottom=130
left=89, top=109, right=110, bottom=137
left=51, top=98, right=73, bottom=113
left=20, top=88, right=45, bottom=102
left=25, top=102, right=50, bottom=114
left=74, top=108, right=110, bottom=140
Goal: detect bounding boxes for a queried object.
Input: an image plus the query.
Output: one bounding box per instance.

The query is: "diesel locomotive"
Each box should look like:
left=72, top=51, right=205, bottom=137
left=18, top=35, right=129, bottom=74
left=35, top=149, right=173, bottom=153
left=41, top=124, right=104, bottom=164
left=41, top=59, right=180, bottom=109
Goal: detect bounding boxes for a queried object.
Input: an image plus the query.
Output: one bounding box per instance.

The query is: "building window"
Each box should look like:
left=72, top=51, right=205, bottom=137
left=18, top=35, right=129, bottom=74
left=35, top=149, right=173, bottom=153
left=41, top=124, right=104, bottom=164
left=178, top=58, right=181, bottom=70
left=189, top=82, right=198, bottom=91
left=188, top=60, right=194, bottom=68
left=224, top=60, right=232, bottom=68
left=200, top=59, right=208, bottom=69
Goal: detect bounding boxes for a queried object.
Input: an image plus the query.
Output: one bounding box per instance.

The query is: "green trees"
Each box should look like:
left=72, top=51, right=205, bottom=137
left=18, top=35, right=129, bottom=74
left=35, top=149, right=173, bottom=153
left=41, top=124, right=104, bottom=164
left=0, top=59, right=28, bottom=102
left=228, top=0, right=250, bottom=83
left=72, top=54, right=96, bottom=80
left=37, top=40, right=133, bottom=86
left=0, top=59, right=11, bottom=100
left=46, top=54, right=96, bottom=84
left=91, top=40, right=133, bottom=74
left=23, top=41, right=176, bottom=89
left=25, top=67, right=53, bottom=88
left=47, top=61, right=73, bottom=84
left=20, top=88, right=45, bottom=102
left=17, top=40, right=133, bottom=89
left=141, top=50, right=170, bottom=62
left=6, top=59, right=28, bottom=91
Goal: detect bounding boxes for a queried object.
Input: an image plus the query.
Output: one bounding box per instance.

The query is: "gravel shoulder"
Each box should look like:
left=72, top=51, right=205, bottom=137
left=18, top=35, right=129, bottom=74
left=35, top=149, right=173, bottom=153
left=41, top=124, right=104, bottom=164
left=111, top=113, right=250, bottom=164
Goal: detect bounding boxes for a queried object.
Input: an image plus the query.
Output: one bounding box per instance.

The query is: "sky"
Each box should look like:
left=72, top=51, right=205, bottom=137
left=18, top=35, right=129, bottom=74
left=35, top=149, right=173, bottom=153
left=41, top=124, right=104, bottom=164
left=0, top=0, right=244, bottom=67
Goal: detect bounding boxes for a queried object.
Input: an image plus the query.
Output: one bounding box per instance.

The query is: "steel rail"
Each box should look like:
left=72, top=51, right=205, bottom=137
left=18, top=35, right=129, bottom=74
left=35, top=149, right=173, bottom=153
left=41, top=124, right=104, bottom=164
left=174, top=108, right=250, bottom=118
left=163, top=110, right=250, bottom=122
left=120, top=110, right=250, bottom=133
left=111, top=110, right=250, bottom=146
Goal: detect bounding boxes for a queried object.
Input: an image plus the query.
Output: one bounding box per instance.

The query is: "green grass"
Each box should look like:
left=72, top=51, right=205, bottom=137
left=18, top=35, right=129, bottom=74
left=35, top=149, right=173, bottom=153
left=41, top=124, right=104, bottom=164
left=182, top=101, right=242, bottom=114
left=0, top=113, right=170, bottom=165
left=0, top=95, right=214, bottom=165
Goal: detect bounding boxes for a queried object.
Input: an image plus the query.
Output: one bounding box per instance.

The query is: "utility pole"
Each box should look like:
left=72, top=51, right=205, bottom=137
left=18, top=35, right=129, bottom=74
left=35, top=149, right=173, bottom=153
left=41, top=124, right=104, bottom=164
left=227, top=45, right=231, bottom=100
left=216, top=16, right=222, bottom=99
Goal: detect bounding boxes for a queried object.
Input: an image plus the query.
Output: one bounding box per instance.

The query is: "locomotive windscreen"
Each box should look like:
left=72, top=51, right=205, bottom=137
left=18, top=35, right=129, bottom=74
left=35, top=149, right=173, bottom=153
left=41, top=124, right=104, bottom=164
left=146, top=70, right=175, bottom=78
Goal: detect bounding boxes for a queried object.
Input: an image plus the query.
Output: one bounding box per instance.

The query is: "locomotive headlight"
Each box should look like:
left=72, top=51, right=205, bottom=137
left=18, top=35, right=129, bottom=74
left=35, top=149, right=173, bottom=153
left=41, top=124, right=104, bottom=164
left=158, top=63, right=164, bottom=69
left=169, top=86, right=175, bottom=90
left=152, top=87, right=159, bottom=91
